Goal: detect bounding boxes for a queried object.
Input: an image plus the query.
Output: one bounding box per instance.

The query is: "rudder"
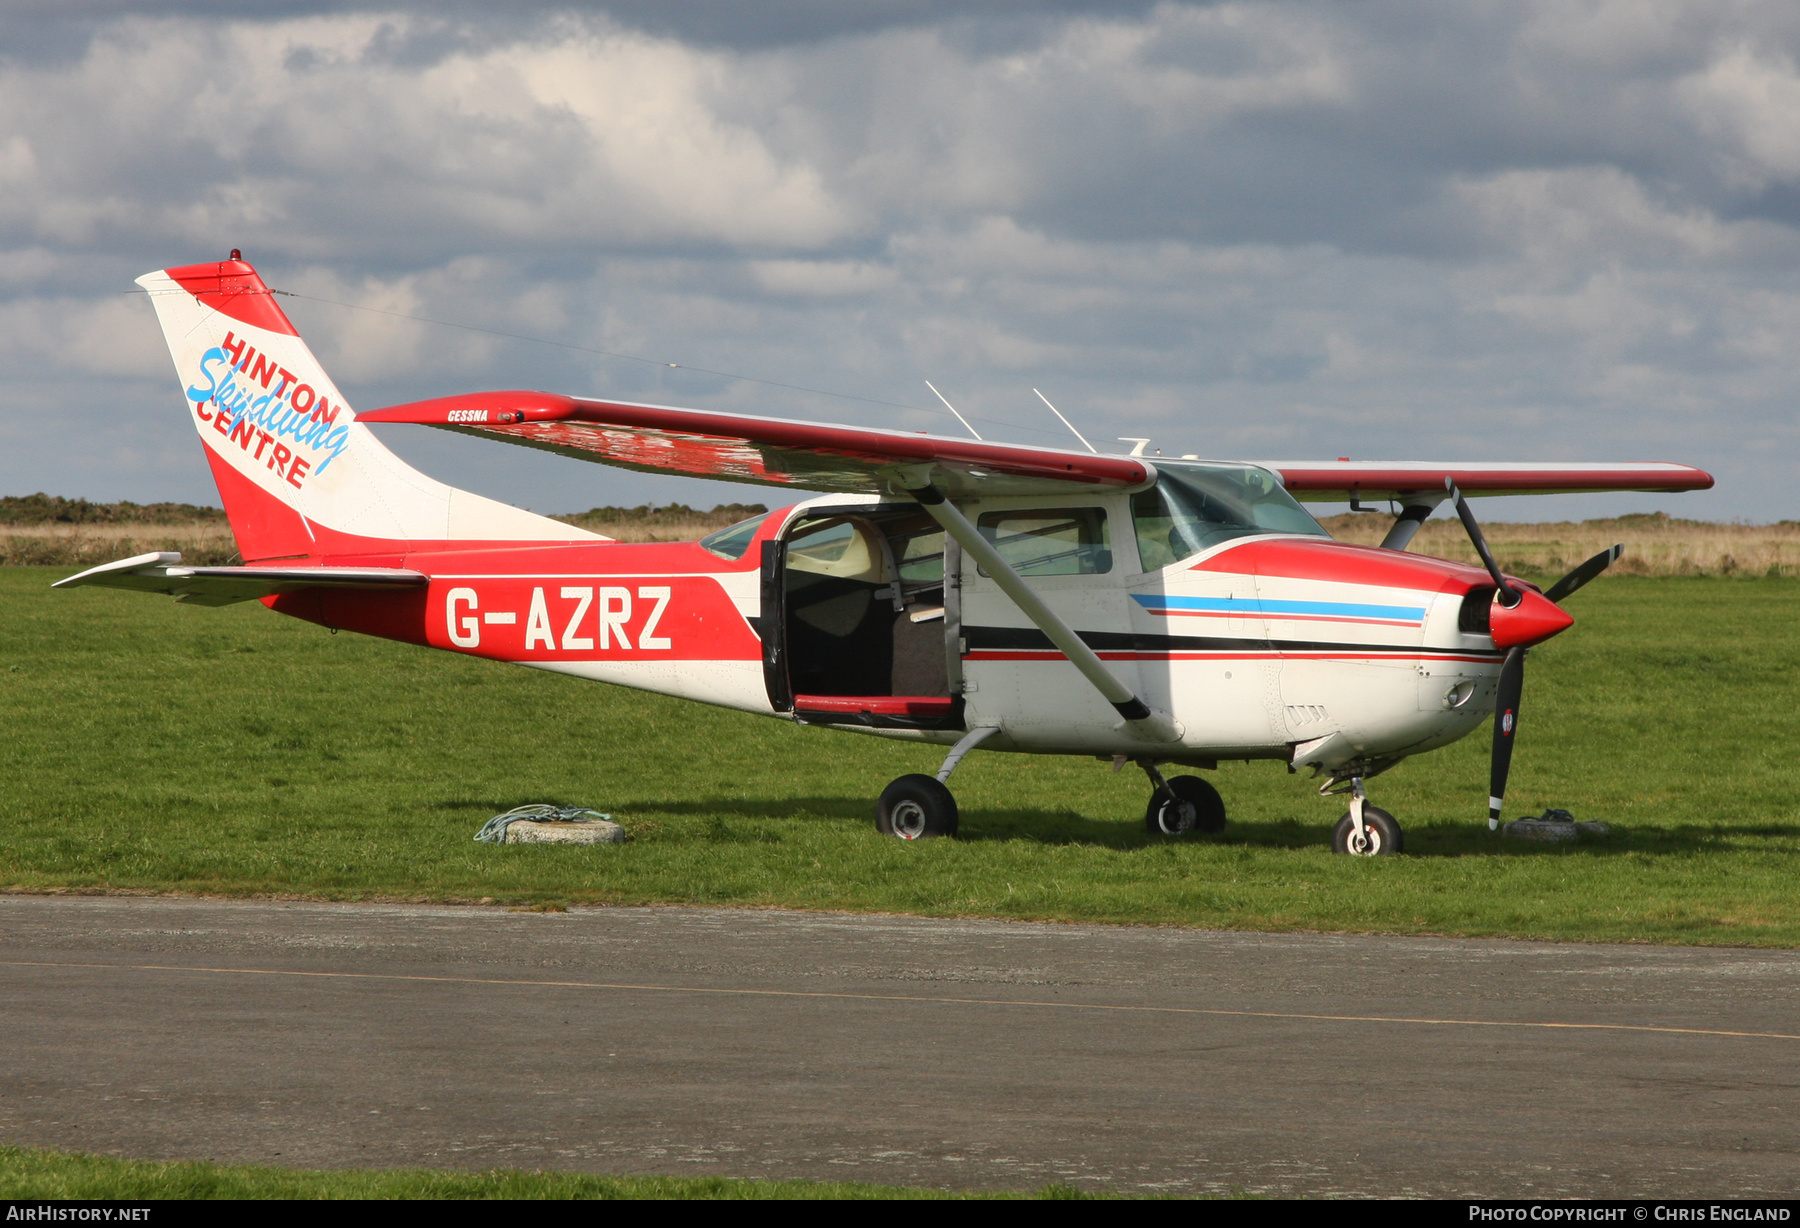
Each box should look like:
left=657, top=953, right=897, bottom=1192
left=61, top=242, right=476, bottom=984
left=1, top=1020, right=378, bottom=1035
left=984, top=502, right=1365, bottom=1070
left=138, top=254, right=597, bottom=562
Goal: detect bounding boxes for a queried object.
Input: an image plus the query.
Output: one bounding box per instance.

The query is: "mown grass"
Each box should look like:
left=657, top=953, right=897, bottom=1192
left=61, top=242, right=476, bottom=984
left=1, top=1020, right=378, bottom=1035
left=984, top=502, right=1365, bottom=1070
left=0, top=1147, right=1100, bottom=1200
left=3, top=568, right=1798, bottom=944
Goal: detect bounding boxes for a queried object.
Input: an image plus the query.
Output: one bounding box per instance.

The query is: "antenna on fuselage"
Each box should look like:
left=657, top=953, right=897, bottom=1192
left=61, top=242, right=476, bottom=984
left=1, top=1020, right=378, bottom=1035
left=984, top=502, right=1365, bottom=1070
left=925, top=381, right=983, bottom=441
left=1033, top=388, right=1097, bottom=454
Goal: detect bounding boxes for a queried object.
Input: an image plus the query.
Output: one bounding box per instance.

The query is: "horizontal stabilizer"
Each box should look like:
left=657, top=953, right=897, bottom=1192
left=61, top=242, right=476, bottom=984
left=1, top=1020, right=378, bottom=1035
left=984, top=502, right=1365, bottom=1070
left=53, top=552, right=428, bottom=607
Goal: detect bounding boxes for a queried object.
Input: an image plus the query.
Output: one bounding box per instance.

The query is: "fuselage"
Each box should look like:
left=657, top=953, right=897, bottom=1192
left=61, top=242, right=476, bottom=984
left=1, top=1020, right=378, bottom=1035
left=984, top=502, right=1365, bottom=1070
left=264, top=486, right=1509, bottom=773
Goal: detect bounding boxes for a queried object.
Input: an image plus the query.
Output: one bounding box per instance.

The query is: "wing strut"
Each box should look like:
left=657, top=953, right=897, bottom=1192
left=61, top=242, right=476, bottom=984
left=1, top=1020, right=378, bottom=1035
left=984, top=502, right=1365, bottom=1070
left=1378, top=494, right=1447, bottom=552
left=897, top=476, right=1183, bottom=744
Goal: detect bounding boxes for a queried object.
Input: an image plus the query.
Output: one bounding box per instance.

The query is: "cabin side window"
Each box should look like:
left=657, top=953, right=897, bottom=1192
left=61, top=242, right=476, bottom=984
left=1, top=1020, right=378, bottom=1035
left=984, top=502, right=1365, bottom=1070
left=975, top=508, right=1112, bottom=576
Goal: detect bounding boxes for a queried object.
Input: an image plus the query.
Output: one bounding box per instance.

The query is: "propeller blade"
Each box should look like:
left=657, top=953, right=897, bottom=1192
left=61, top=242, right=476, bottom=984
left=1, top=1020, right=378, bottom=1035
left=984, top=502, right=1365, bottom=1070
left=1544, top=543, right=1624, bottom=604
left=1444, top=479, right=1518, bottom=606
left=1488, top=646, right=1527, bottom=830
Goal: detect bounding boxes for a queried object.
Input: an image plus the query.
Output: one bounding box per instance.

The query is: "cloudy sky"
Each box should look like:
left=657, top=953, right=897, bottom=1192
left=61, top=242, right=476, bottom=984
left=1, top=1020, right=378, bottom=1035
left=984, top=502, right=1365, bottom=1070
left=3, top=0, right=1798, bottom=520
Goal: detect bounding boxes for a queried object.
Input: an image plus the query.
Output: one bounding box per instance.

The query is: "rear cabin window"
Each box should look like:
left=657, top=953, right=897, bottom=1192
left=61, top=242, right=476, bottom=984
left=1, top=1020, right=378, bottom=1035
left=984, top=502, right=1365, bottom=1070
left=699, top=512, right=770, bottom=561
left=976, top=508, right=1112, bottom=576
left=1130, top=464, right=1327, bottom=571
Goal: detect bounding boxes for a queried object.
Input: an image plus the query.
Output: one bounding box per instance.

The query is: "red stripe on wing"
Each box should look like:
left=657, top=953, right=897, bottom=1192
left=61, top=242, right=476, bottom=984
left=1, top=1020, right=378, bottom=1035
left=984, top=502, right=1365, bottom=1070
left=358, top=391, right=1152, bottom=490
left=1261, top=461, right=1713, bottom=497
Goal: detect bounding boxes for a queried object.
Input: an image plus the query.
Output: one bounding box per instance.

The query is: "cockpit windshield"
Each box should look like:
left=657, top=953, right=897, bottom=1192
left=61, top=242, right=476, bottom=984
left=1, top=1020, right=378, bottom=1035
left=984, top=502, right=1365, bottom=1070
left=1130, top=462, right=1327, bottom=571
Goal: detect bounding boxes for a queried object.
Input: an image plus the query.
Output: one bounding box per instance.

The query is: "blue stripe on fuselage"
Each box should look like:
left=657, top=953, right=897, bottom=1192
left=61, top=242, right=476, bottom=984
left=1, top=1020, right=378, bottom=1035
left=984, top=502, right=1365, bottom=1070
left=1132, top=594, right=1426, bottom=622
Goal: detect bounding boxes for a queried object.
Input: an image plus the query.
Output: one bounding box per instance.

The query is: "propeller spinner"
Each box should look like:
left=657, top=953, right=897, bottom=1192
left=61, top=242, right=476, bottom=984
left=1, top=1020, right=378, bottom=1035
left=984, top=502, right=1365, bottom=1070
left=1443, top=479, right=1622, bottom=830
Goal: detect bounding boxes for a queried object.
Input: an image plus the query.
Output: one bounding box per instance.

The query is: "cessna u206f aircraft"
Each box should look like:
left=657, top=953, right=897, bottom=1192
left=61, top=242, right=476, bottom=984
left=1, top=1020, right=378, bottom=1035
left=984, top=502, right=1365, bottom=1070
left=59, top=256, right=1714, bottom=854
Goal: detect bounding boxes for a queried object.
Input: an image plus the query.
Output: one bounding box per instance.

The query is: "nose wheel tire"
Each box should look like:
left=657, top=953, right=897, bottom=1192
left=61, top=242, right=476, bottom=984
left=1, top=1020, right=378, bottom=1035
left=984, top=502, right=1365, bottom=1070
left=1332, top=806, right=1403, bottom=856
left=1145, top=775, right=1227, bottom=836
left=877, top=774, right=960, bottom=840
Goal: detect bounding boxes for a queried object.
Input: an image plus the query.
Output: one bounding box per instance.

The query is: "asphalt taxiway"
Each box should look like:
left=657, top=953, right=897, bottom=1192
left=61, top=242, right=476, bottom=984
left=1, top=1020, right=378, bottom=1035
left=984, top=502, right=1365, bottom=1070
left=2, top=895, right=1796, bottom=1197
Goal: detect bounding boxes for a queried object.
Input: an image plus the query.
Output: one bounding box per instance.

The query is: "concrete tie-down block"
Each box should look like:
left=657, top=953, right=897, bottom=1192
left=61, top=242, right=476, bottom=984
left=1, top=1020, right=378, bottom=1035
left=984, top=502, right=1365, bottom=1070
left=503, top=819, right=630, bottom=844
left=1500, top=809, right=1609, bottom=843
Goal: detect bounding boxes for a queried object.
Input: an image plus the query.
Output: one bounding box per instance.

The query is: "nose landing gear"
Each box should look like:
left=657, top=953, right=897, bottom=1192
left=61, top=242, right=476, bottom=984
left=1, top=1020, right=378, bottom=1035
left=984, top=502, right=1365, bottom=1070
left=1327, top=776, right=1404, bottom=856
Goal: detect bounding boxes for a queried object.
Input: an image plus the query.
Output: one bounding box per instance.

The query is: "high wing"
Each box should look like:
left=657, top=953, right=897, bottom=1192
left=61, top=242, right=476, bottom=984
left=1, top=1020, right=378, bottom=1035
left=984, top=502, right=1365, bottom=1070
left=355, top=391, right=1152, bottom=497
left=1254, top=460, right=1713, bottom=501
left=355, top=389, right=1714, bottom=499
left=53, top=553, right=429, bottom=607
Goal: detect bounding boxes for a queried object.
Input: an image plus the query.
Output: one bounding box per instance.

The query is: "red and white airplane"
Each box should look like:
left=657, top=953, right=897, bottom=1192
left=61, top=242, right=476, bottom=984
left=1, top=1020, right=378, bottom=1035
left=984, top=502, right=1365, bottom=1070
left=59, top=255, right=1713, bottom=854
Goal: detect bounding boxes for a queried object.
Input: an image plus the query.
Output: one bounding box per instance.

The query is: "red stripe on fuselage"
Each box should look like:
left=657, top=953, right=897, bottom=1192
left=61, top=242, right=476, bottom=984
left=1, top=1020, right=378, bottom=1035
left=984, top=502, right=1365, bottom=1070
left=269, top=538, right=767, bottom=662
left=1198, top=538, right=1498, bottom=590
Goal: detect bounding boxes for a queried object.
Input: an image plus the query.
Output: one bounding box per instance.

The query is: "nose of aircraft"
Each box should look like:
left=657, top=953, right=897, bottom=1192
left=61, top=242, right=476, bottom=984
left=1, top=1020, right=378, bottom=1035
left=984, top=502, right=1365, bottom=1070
left=1488, top=587, right=1574, bottom=650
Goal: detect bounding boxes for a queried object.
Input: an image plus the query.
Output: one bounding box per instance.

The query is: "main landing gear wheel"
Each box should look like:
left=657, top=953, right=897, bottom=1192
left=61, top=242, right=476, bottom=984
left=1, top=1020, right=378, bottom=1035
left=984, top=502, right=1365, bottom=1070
left=877, top=774, right=959, bottom=840
left=1145, top=775, right=1227, bottom=836
left=1332, top=806, right=1403, bottom=856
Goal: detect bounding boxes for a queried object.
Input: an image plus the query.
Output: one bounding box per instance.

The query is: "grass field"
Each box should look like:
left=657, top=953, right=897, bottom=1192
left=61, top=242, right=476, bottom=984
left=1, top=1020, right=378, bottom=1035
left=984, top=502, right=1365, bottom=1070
left=3, top=567, right=1798, bottom=945
left=0, top=1147, right=1098, bottom=1200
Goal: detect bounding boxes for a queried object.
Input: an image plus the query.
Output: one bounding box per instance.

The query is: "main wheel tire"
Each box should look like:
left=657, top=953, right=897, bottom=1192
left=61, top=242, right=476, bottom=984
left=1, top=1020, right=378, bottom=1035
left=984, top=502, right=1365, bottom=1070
left=1331, top=806, right=1403, bottom=856
left=876, top=774, right=959, bottom=840
left=1144, top=775, right=1227, bottom=836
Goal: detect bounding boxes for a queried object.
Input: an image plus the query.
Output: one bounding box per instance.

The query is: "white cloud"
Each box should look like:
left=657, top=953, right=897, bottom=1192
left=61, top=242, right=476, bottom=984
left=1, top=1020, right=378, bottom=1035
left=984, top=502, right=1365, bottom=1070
left=1449, top=165, right=1790, bottom=265
left=748, top=258, right=900, bottom=297
left=1678, top=43, right=1800, bottom=187
left=3, top=2, right=1800, bottom=519
left=0, top=292, right=168, bottom=379
left=0, top=14, right=852, bottom=255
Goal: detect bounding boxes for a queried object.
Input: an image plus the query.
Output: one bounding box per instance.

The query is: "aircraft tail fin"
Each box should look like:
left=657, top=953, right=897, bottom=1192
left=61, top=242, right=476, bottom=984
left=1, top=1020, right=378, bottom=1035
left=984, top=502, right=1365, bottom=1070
left=137, top=254, right=598, bottom=563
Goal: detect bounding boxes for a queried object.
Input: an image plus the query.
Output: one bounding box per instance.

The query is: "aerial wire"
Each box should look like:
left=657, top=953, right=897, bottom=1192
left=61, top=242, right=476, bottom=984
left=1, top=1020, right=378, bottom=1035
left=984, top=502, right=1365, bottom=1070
left=272, top=290, right=917, bottom=411
left=251, top=288, right=1081, bottom=446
